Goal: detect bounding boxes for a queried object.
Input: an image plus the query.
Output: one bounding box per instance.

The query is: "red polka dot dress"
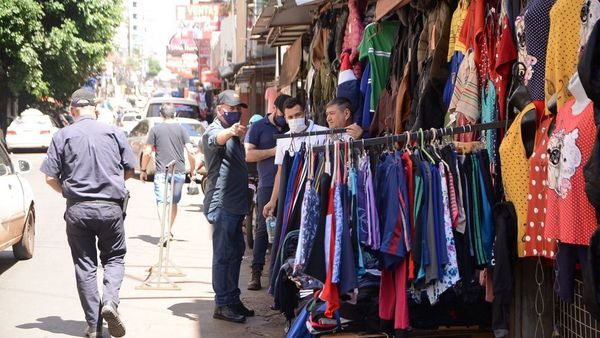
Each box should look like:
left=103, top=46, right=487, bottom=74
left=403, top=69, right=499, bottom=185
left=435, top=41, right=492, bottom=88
left=545, top=100, right=597, bottom=245
left=524, top=117, right=557, bottom=258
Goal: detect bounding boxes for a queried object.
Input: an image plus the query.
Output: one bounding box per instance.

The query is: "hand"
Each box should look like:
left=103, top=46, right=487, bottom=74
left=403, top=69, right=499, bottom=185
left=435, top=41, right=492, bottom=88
left=346, top=123, right=363, bottom=140
left=263, top=200, right=276, bottom=218
left=229, top=123, right=247, bottom=138
left=140, top=171, right=147, bottom=182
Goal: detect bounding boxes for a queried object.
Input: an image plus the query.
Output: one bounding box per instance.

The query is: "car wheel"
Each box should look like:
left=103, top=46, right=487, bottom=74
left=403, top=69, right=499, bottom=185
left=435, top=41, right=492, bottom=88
left=13, top=205, right=35, bottom=260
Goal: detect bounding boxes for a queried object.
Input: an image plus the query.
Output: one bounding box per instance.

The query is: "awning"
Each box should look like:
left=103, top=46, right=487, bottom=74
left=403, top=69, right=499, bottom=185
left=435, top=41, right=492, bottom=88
left=375, top=0, right=411, bottom=21
left=234, top=59, right=277, bottom=84
left=250, top=0, right=319, bottom=46
left=218, top=62, right=246, bottom=79
left=278, top=36, right=302, bottom=87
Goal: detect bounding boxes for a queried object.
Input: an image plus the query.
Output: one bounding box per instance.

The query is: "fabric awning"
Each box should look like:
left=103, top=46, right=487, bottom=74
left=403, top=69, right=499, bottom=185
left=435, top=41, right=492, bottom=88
left=375, top=0, right=411, bottom=21
left=278, top=36, right=303, bottom=87
left=251, top=0, right=317, bottom=44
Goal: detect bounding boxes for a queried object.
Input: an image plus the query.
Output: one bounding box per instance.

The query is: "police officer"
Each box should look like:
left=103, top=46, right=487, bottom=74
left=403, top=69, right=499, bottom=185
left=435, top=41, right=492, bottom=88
left=41, top=87, right=136, bottom=338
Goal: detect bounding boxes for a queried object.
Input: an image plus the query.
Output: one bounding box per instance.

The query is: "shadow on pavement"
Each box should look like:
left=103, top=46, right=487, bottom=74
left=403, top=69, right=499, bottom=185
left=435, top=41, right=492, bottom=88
left=129, top=234, right=160, bottom=245
left=16, top=316, right=87, bottom=337
left=0, top=252, right=18, bottom=276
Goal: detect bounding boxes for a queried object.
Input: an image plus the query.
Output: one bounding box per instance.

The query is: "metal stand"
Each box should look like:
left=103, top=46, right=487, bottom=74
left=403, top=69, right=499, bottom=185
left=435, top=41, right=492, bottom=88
left=137, top=160, right=185, bottom=290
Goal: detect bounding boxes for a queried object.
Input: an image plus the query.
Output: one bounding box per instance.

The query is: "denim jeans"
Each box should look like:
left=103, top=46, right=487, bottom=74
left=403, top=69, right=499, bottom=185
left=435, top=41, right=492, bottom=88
left=207, top=207, right=245, bottom=306
left=252, top=187, right=273, bottom=269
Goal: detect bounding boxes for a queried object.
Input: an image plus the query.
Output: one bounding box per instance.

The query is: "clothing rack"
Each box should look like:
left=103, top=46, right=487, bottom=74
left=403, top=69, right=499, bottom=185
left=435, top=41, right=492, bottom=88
left=308, top=119, right=514, bottom=152
left=274, top=127, right=348, bottom=139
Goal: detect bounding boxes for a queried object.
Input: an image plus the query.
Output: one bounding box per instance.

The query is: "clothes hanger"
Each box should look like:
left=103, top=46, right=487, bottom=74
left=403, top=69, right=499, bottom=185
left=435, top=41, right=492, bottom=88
left=419, top=129, right=435, bottom=163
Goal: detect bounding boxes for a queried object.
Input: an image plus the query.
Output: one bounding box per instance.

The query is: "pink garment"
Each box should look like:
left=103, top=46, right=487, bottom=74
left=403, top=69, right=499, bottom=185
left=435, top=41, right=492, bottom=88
left=379, top=260, right=409, bottom=330
left=342, top=0, right=364, bottom=79
left=265, top=87, right=278, bottom=115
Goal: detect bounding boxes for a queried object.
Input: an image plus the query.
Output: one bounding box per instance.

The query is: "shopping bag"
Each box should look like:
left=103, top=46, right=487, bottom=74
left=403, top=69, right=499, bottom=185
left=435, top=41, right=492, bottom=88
left=187, top=181, right=199, bottom=195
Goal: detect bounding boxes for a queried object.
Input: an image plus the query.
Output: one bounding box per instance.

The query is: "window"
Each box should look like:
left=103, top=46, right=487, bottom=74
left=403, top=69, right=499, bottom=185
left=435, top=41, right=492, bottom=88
left=133, top=25, right=138, bottom=31
left=133, top=14, right=137, bottom=19
left=132, top=1, right=137, bottom=7
left=0, top=144, right=13, bottom=176
left=147, top=103, right=200, bottom=120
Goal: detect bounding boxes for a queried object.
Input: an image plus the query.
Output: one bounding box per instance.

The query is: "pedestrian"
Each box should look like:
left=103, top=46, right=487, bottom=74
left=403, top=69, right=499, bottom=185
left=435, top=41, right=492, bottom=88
left=140, top=103, right=197, bottom=244
left=202, top=89, right=254, bottom=323
left=263, top=97, right=328, bottom=218
left=244, top=94, right=290, bottom=291
left=325, top=96, right=364, bottom=140
left=41, top=87, right=136, bottom=338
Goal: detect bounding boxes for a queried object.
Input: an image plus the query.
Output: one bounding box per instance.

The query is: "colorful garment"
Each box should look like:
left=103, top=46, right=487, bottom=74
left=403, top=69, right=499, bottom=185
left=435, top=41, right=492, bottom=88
left=545, top=100, right=597, bottom=245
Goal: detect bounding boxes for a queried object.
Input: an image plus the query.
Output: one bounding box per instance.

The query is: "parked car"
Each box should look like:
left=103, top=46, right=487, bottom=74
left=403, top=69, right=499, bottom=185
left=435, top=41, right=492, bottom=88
left=0, top=139, right=35, bottom=259
left=6, top=109, right=59, bottom=150
left=143, top=97, right=201, bottom=120
left=127, top=117, right=205, bottom=176
left=117, top=110, right=142, bottom=136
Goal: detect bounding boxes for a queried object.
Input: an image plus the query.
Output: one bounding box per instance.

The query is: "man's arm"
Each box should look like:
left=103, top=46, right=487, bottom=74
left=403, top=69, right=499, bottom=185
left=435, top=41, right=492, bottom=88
left=124, top=169, right=135, bottom=180
left=262, top=164, right=281, bottom=217
left=140, top=144, right=154, bottom=182
left=216, top=123, right=246, bottom=145
left=45, top=175, right=62, bottom=194
left=245, top=143, right=276, bottom=162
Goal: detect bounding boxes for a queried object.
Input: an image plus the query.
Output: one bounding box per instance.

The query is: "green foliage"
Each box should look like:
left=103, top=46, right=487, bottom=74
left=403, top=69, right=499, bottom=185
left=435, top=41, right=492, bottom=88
left=147, top=57, right=161, bottom=77
left=0, top=0, right=123, bottom=102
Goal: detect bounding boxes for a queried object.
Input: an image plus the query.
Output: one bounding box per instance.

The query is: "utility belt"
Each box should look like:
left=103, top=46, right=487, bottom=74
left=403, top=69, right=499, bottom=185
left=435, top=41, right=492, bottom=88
left=66, top=190, right=130, bottom=219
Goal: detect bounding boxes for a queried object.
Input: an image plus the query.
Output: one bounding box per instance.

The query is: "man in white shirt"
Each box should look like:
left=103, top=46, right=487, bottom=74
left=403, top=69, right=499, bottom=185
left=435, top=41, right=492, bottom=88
left=263, top=97, right=327, bottom=218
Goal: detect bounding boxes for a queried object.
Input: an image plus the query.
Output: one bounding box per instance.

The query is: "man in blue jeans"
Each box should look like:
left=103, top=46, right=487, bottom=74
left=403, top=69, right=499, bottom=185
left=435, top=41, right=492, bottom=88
left=202, top=90, right=253, bottom=323
left=244, top=94, right=290, bottom=290
left=140, top=104, right=196, bottom=243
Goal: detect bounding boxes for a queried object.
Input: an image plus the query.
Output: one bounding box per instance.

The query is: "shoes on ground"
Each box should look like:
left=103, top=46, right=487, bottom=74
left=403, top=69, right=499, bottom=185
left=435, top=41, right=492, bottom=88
left=232, top=301, right=255, bottom=317
left=84, top=326, right=102, bottom=338
left=101, top=301, right=126, bottom=337
left=213, top=304, right=246, bottom=323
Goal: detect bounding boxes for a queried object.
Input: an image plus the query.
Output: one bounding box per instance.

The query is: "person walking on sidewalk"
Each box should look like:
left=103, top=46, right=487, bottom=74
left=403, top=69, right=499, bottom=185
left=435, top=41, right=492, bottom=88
left=244, top=94, right=290, bottom=290
left=202, top=90, right=254, bottom=323
left=140, top=103, right=197, bottom=244
left=41, top=87, right=136, bottom=338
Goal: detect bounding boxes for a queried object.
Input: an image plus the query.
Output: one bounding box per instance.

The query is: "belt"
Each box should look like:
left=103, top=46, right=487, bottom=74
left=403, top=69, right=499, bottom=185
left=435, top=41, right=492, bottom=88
left=67, top=198, right=123, bottom=206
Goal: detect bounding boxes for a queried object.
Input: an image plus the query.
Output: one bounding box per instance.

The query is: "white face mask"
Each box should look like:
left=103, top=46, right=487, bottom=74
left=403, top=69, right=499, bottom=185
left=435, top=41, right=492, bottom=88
left=287, top=118, right=307, bottom=133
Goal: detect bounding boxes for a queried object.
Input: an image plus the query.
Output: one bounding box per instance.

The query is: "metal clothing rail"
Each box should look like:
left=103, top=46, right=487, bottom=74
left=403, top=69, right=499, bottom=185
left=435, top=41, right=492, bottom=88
left=273, top=127, right=348, bottom=139
left=308, top=120, right=513, bottom=152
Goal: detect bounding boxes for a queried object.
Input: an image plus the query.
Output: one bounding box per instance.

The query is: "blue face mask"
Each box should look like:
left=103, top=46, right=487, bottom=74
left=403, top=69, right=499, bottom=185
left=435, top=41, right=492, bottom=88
left=274, top=115, right=287, bottom=128
left=223, top=111, right=241, bottom=126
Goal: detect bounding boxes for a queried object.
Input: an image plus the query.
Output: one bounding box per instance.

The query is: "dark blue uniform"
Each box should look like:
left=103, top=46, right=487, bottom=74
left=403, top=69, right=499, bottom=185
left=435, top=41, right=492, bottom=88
left=41, top=116, right=136, bottom=329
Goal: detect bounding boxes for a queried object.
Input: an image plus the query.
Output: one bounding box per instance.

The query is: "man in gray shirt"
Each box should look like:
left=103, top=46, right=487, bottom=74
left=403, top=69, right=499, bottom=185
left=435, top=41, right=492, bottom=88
left=202, top=90, right=251, bottom=323
left=140, top=104, right=196, bottom=242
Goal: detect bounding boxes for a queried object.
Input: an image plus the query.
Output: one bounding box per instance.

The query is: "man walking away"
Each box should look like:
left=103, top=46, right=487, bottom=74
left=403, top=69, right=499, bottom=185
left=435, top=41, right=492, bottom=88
left=140, top=104, right=197, bottom=244
left=244, top=94, right=290, bottom=290
left=202, top=90, right=253, bottom=323
left=41, top=87, right=136, bottom=338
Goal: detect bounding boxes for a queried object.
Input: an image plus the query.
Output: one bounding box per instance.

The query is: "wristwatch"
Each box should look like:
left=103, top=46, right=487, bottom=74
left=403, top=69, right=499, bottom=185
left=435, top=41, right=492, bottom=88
left=141, top=169, right=147, bottom=172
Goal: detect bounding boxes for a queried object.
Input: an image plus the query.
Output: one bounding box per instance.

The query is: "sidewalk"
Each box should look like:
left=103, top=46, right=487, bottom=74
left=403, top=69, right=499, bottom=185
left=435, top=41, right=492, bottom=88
left=108, top=179, right=285, bottom=338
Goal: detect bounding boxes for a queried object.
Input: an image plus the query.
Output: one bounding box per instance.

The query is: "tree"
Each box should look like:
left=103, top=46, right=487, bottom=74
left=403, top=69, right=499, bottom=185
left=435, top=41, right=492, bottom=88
left=0, top=0, right=123, bottom=124
left=147, top=57, right=161, bottom=77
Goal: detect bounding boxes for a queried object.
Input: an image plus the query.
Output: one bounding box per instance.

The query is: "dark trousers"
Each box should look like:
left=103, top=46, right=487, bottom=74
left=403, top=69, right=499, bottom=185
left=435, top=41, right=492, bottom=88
left=208, top=208, right=245, bottom=306
left=252, top=186, right=273, bottom=270
left=65, top=202, right=126, bottom=327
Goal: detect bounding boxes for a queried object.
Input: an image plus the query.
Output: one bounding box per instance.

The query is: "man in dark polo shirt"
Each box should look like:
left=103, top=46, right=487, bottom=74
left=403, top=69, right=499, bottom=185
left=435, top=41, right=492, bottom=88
left=41, top=87, right=136, bottom=338
left=201, top=90, right=252, bottom=323
left=243, top=94, right=289, bottom=290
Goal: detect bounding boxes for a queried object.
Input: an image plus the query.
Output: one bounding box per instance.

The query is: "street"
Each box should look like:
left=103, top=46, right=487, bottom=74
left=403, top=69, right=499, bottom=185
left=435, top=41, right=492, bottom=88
left=0, top=152, right=284, bottom=338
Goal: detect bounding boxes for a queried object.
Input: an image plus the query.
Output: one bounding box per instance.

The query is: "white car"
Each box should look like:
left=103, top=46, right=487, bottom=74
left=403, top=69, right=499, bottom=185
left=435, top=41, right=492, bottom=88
left=0, top=139, right=35, bottom=259
left=6, top=109, right=59, bottom=150
left=127, top=117, right=205, bottom=176
left=118, top=111, right=142, bottom=136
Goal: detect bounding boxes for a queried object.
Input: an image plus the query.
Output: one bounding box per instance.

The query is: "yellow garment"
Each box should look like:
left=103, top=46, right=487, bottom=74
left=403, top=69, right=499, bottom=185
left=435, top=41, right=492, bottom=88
left=447, top=0, right=469, bottom=61
left=499, top=103, right=533, bottom=257
left=544, top=0, right=583, bottom=113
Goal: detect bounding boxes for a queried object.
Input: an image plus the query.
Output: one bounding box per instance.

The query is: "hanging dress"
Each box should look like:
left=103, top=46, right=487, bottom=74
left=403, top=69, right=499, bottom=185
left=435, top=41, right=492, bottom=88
left=499, top=105, right=532, bottom=257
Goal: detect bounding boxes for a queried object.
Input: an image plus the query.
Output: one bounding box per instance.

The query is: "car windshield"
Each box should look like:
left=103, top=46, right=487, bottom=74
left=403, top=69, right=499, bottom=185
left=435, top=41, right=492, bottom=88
left=154, top=122, right=204, bottom=137
left=147, top=103, right=199, bottom=119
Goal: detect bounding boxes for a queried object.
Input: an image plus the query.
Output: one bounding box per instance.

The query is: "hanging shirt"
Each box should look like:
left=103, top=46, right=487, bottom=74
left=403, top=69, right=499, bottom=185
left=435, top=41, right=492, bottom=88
left=499, top=104, right=532, bottom=257
left=358, top=21, right=400, bottom=114
left=524, top=117, right=558, bottom=258
left=545, top=100, right=597, bottom=245
left=294, top=179, right=320, bottom=274
left=544, top=0, right=583, bottom=112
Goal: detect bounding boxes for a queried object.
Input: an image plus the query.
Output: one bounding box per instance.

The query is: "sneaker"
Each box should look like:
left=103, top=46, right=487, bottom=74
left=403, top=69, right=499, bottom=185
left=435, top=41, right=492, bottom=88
left=101, top=301, right=126, bottom=337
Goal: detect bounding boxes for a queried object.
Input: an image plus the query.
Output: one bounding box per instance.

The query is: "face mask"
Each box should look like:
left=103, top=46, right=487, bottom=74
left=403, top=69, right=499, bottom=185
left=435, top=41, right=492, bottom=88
left=274, top=116, right=287, bottom=128
left=287, top=117, right=307, bottom=133
left=223, top=111, right=241, bottom=126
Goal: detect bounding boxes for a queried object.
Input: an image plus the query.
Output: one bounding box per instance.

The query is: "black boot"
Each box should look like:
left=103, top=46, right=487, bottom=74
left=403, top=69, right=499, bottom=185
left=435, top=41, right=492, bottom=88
left=247, top=267, right=262, bottom=290
left=213, top=305, right=246, bottom=323
left=232, top=301, right=255, bottom=317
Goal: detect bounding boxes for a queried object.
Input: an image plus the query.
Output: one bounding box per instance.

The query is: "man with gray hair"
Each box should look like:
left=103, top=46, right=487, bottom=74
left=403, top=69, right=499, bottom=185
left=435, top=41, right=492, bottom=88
left=41, top=87, right=136, bottom=337
left=140, top=104, right=197, bottom=242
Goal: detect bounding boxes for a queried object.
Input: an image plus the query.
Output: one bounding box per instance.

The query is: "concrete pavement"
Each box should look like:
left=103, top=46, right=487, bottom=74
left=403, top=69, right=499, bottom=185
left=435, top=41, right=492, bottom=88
left=0, top=152, right=285, bottom=338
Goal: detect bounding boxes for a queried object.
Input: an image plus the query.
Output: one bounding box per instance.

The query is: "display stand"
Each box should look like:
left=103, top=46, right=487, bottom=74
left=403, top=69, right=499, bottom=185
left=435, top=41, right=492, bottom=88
left=136, top=160, right=185, bottom=291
